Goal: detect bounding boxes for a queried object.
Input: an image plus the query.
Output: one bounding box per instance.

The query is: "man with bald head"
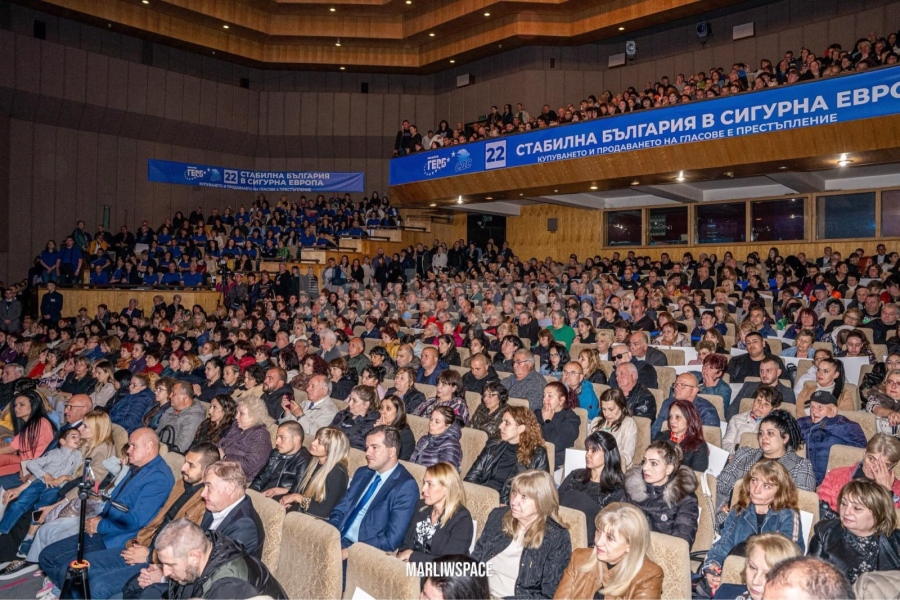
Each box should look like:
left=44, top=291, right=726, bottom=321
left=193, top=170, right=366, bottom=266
left=461, top=353, right=499, bottom=395
left=39, top=428, right=175, bottom=592
left=614, top=362, right=657, bottom=420
left=416, top=347, right=447, bottom=386
left=346, top=337, right=371, bottom=377
left=59, top=394, right=92, bottom=436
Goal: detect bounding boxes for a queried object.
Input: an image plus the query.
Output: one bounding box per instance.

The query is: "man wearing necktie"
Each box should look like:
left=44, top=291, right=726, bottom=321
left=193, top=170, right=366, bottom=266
left=327, top=425, right=418, bottom=564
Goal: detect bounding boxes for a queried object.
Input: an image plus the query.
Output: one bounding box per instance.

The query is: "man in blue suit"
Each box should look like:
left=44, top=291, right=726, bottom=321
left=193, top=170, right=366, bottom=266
left=38, top=428, right=174, bottom=597
left=328, top=425, right=418, bottom=561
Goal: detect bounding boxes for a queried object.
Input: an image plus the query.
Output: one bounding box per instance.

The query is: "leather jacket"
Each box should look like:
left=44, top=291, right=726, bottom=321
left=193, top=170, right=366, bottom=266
left=249, top=448, right=311, bottom=495
left=808, top=518, right=900, bottom=582
left=464, top=440, right=549, bottom=504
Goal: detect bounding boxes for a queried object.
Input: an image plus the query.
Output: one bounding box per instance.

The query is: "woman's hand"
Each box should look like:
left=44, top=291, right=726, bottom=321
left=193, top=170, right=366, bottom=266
left=280, top=493, right=303, bottom=507
left=3, top=487, right=23, bottom=504
left=396, top=549, right=413, bottom=562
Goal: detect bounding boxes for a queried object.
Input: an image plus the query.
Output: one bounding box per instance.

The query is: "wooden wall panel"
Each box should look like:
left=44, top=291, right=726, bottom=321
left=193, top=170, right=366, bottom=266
left=399, top=212, right=467, bottom=249
left=506, top=204, right=603, bottom=260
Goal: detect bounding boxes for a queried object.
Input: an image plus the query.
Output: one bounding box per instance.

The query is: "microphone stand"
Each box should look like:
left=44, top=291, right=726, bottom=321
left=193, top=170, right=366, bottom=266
left=60, top=458, right=92, bottom=600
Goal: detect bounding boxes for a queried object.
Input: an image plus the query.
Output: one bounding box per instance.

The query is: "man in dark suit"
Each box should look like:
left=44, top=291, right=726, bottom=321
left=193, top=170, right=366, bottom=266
left=328, top=426, right=418, bottom=561
left=119, top=460, right=266, bottom=598
left=628, top=332, right=668, bottom=367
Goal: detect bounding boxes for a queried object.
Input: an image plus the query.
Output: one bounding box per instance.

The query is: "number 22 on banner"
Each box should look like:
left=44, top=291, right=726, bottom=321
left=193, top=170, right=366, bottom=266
left=485, top=140, right=506, bottom=170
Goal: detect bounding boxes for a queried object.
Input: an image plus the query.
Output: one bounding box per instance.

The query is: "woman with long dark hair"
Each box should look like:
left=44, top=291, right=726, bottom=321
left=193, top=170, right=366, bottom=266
left=0, top=391, right=56, bottom=476
left=191, top=394, right=237, bottom=446
left=652, top=398, right=709, bottom=472
left=558, top=431, right=626, bottom=541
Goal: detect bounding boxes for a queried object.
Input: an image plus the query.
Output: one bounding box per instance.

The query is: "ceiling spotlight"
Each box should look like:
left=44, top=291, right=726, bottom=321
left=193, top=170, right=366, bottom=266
left=457, top=196, right=463, bottom=204
left=429, top=32, right=435, bottom=37
left=778, top=166, right=788, bottom=170
left=837, top=153, right=852, bottom=166
left=222, top=24, right=229, bottom=29
left=676, top=171, right=686, bottom=182
left=142, top=0, right=149, bottom=4
left=429, top=203, right=437, bottom=207
left=449, top=59, right=455, bottom=63
left=406, top=0, right=412, bottom=4
left=631, top=180, right=640, bottom=186
left=335, top=39, right=341, bottom=46
left=618, top=26, right=625, bottom=31
left=519, top=193, right=524, bottom=197
left=553, top=189, right=558, bottom=193
left=590, top=185, right=598, bottom=190
left=329, top=7, right=336, bottom=11
left=485, top=196, right=493, bottom=200
left=339, top=66, right=345, bottom=70
left=484, top=12, right=491, bottom=16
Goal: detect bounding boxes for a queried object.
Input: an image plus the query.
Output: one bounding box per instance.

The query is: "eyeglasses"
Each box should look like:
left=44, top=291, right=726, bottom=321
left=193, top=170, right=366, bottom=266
left=513, top=360, right=532, bottom=365
left=612, top=353, right=628, bottom=360
left=673, top=382, right=697, bottom=389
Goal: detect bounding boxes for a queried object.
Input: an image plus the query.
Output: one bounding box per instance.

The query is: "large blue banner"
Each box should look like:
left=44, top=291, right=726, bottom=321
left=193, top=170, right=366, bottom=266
left=390, top=66, right=900, bottom=187
left=148, top=159, right=364, bottom=193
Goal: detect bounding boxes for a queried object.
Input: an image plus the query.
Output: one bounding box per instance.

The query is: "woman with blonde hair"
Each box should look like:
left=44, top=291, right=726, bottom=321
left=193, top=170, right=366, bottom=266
left=464, top=405, right=549, bottom=504
left=554, top=502, right=663, bottom=600
left=577, top=349, right=608, bottom=386
left=397, top=462, right=473, bottom=564
left=76, top=409, right=117, bottom=482
left=702, top=461, right=802, bottom=595
left=280, top=427, right=349, bottom=518
left=473, top=470, right=571, bottom=598
left=217, top=395, right=274, bottom=480
left=714, top=533, right=802, bottom=600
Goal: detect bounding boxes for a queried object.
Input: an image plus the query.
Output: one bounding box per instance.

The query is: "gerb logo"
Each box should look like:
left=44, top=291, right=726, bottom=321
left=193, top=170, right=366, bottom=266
left=424, top=155, right=450, bottom=176
left=455, top=149, right=472, bottom=172
left=184, top=167, right=206, bottom=180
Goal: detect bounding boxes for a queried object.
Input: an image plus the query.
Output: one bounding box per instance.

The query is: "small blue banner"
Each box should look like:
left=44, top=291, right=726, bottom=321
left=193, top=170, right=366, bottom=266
left=148, top=159, right=364, bottom=193
left=389, top=66, right=900, bottom=187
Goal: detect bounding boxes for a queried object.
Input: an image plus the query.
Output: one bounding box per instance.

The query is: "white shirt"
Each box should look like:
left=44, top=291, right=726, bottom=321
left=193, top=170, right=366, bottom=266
left=209, top=496, right=244, bottom=531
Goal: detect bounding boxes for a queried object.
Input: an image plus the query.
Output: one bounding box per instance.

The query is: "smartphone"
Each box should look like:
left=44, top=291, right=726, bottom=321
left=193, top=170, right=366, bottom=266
left=31, top=510, right=43, bottom=522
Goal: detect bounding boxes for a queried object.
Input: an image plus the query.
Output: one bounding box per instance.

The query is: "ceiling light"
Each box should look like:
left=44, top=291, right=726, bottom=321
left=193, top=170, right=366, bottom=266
left=330, top=7, right=336, bottom=11
left=778, top=166, right=788, bottom=170
left=484, top=12, right=491, bottom=16
left=837, top=153, right=852, bottom=166
left=590, top=185, right=598, bottom=190
left=339, top=66, right=345, bottom=70
left=222, top=24, right=229, bottom=29
left=429, top=32, right=435, bottom=37
left=429, top=203, right=437, bottom=207
left=631, top=180, right=640, bottom=186
left=406, top=0, right=412, bottom=4
left=553, top=189, right=558, bottom=193
left=618, top=26, right=625, bottom=31
left=519, top=193, right=524, bottom=197
left=676, top=171, right=686, bottom=182
left=142, top=0, right=149, bottom=4
left=335, top=39, right=341, bottom=46
left=449, top=59, right=455, bottom=63
left=457, top=196, right=463, bottom=204
left=485, top=196, right=493, bottom=200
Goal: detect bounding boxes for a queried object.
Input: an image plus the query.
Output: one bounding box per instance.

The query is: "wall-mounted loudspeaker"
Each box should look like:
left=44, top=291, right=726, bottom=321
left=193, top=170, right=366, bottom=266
left=548, top=218, right=558, bottom=232
left=625, top=41, right=637, bottom=58
left=697, top=21, right=711, bottom=42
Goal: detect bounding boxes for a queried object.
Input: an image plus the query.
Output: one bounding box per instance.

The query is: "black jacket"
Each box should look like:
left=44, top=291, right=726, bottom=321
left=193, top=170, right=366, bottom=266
left=642, top=347, right=669, bottom=367
left=249, top=448, right=311, bottom=496
left=464, top=441, right=549, bottom=504
left=623, top=465, right=699, bottom=546
left=608, top=358, right=658, bottom=390
left=398, top=500, right=474, bottom=563
left=289, top=461, right=349, bottom=519
left=166, top=531, right=286, bottom=599
left=387, top=387, right=426, bottom=415
left=461, top=369, right=500, bottom=395
left=399, top=426, right=416, bottom=461
left=260, top=384, right=294, bottom=420
left=200, top=495, right=265, bottom=559
left=331, top=376, right=356, bottom=401
left=625, top=384, right=657, bottom=421
left=330, top=409, right=379, bottom=451
left=808, top=518, right=900, bottom=582
left=472, top=507, right=571, bottom=599
left=535, top=408, right=580, bottom=467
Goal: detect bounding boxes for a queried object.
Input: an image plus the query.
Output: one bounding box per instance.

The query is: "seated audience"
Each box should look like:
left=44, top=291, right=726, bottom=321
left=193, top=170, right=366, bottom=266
left=330, top=384, right=380, bottom=451
left=712, top=532, right=801, bottom=600
left=375, top=394, right=416, bottom=460
left=818, top=433, right=900, bottom=520
left=722, top=385, right=782, bottom=455
left=554, top=502, right=663, bottom=600
left=623, top=440, right=699, bottom=546
left=652, top=398, right=709, bottom=472
left=472, top=470, right=572, bottom=599
left=218, top=395, right=274, bottom=481
left=280, top=427, right=350, bottom=518
left=250, top=421, right=311, bottom=501
left=469, top=380, right=508, bottom=441
left=465, top=406, right=549, bottom=504
left=397, top=462, right=473, bottom=564
left=536, top=382, right=580, bottom=468
left=798, top=390, right=867, bottom=485
left=557, top=431, right=626, bottom=541
left=590, top=388, right=637, bottom=469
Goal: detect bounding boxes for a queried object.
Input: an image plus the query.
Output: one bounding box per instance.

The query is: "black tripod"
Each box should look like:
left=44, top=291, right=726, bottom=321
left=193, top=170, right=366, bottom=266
left=60, top=459, right=92, bottom=600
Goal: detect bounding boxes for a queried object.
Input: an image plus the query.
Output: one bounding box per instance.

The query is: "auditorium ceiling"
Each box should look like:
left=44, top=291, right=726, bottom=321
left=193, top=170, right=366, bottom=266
left=14, top=0, right=745, bottom=71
